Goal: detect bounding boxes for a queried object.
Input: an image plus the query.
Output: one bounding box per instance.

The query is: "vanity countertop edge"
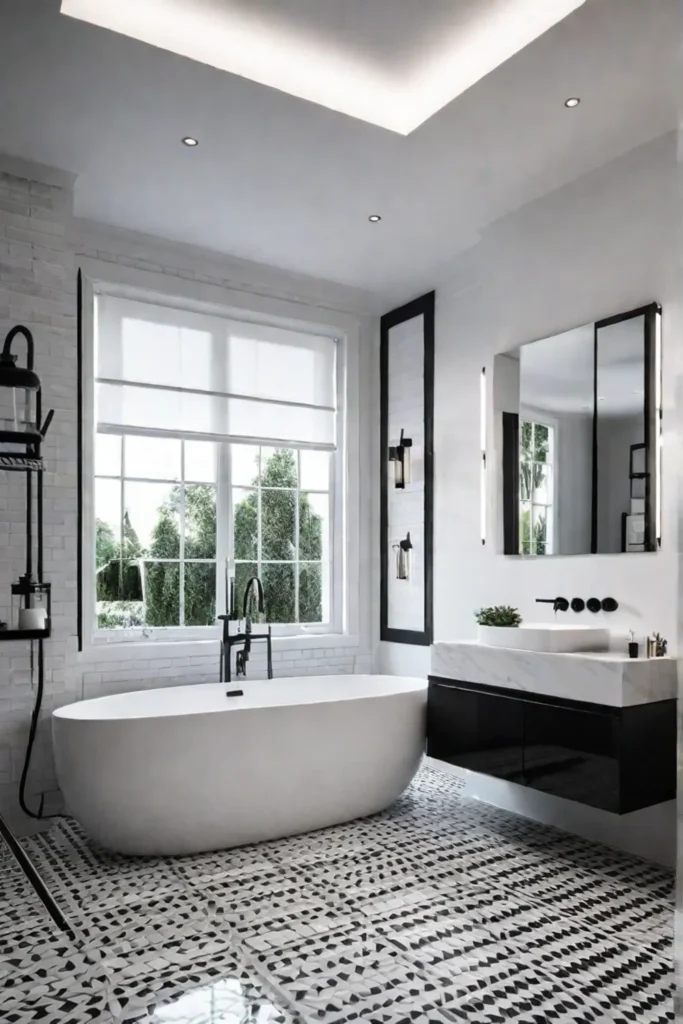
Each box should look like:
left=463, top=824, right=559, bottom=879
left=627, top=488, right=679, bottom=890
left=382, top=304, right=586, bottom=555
left=430, top=641, right=677, bottom=707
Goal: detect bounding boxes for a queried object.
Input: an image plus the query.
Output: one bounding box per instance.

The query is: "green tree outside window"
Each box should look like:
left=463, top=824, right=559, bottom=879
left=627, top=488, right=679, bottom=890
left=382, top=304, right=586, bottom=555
left=96, top=446, right=325, bottom=629
left=520, top=420, right=551, bottom=556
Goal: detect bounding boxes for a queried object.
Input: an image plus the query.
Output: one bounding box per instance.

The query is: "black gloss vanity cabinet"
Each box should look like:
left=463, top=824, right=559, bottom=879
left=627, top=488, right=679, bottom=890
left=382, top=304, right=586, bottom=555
left=427, top=677, right=676, bottom=814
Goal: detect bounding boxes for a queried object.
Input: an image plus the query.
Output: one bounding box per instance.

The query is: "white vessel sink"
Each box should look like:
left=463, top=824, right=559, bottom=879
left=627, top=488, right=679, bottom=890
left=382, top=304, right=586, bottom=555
left=477, top=623, right=610, bottom=653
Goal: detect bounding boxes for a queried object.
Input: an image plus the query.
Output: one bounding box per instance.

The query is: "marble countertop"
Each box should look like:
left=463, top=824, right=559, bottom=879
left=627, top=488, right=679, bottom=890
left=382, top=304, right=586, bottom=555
left=431, top=641, right=677, bottom=708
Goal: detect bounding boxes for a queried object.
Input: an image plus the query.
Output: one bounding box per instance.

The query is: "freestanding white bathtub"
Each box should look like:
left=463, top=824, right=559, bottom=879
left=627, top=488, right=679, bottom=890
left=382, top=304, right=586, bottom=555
left=52, top=675, right=427, bottom=856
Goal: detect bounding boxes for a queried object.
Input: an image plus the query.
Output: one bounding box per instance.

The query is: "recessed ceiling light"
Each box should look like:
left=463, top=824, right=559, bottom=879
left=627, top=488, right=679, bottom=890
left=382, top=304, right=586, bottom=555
left=368, top=215, right=382, bottom=223
left=61, top=0, right=588, bottom=135
left=564, top=97, right=580, bottom=108
left=181, top=136, right=199, bottom=147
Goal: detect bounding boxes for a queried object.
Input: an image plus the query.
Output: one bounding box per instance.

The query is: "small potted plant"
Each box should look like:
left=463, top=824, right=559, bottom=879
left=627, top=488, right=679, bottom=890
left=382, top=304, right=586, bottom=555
left=475, top=605, right=523, bottom=648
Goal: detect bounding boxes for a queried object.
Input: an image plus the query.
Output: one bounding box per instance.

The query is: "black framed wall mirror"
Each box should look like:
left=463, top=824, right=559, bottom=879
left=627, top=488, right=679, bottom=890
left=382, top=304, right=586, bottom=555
left=499, top=303, right=662, bottom=556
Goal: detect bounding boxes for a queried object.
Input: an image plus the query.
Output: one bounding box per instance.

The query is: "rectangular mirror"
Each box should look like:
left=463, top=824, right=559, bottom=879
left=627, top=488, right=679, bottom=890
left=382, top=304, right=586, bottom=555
left=499, top=303, right=661, bottom=556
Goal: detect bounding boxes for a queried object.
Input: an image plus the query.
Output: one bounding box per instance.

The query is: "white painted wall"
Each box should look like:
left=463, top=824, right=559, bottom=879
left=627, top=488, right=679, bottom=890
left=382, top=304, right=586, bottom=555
left=379, top=131, right=680, bottom=677
left=554, top=413, right=593, bottom=556
left=378, top=130, right=680, bottom=865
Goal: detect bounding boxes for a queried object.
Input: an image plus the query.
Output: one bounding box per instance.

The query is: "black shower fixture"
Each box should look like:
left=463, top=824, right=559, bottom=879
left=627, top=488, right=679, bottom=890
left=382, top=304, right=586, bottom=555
left=393, top=532, right=413, bottom=580
left=389, top=428, right=412, bottom=489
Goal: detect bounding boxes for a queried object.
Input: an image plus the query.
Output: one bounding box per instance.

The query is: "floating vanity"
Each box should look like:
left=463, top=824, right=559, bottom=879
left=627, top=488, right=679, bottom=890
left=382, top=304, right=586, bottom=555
left=428, top=641, right=677, bottom=814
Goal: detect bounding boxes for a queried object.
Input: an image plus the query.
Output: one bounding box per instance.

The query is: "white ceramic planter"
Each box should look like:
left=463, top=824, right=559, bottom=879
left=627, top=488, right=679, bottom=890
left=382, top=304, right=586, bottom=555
left=477, top=625, right=524, bottom=648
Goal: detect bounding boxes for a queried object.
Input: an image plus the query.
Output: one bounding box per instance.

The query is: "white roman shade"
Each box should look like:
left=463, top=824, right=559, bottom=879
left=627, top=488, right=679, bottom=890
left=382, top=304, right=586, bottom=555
left=95, top=295, right=338, bottom=448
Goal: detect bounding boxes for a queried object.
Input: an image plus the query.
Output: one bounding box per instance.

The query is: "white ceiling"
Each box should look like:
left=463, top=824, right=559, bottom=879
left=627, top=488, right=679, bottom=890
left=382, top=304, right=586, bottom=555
left=60, top=0, right=585, bottom=134
left=0, top=0, right=677, bottom=302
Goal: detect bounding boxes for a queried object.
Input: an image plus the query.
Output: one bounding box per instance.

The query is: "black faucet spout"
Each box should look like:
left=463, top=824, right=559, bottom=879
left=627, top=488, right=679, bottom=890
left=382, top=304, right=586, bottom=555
left=242, top=576, right=265, bottom=619
left=242, top=576, right=265, bottom=660
left=535, top=597, right=569, bottom=613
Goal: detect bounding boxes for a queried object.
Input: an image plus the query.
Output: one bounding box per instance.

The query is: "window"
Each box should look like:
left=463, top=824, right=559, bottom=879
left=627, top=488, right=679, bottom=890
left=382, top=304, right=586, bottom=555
left=231, top=445, right=331, bottom=626
left=95, top=436, right=218, bottom=629
left=90, top=293, right=341, bottom=640
left=520, top=419, right=554, bottom=555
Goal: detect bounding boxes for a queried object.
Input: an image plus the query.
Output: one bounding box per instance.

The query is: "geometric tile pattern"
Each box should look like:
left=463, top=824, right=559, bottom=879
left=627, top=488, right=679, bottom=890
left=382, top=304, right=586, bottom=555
left=0, top=762, right=672, bottom=1023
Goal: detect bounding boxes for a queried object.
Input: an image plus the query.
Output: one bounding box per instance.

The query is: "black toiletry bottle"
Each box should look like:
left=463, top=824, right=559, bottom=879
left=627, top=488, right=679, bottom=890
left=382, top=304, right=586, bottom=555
left=628, top=641, right=639, bottom=659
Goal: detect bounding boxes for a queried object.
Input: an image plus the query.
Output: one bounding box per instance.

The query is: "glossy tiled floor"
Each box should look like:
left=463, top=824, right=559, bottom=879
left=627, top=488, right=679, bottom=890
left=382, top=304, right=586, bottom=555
left=1, top=764, right=675, bottom=1023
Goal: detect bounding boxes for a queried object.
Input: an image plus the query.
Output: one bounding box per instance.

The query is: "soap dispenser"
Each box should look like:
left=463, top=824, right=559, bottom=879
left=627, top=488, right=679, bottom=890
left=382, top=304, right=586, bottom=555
left=628, top=631, right=639, bottom=659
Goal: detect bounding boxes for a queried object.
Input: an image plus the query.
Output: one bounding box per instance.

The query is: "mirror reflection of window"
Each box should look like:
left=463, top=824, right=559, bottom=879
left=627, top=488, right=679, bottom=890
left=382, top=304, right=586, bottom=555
left=518, top=325, right=594, bottom=556
left=519, top=420, right=554, bottom=555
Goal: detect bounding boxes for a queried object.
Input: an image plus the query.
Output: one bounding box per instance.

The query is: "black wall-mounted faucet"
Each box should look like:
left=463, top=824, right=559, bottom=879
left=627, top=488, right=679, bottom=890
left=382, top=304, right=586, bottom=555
left=536, top=596, right=619, bottom=614
left=536, top=597, right=569, bottom=613
left=586, top=597, right=619, bottom=613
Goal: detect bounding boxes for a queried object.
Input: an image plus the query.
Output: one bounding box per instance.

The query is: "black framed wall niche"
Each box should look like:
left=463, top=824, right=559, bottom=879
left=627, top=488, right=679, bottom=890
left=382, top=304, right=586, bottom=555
left=380, top=291, right=434, bottom=645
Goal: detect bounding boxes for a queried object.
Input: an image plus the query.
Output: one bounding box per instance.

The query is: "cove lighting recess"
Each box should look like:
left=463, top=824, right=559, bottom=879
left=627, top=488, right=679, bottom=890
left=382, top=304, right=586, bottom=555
left=60, top=0, right=587, bottom=135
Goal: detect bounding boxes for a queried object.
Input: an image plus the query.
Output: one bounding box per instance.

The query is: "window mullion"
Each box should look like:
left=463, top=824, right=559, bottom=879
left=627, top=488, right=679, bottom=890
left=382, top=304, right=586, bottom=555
left=294, top=450, right=300, bottom=624
left=217, top=441, right=231, bottom=618
left=257, top=447, right=262, bottom=578
left=179, top=441, right=186, bottom=626
left=119, top=436, right=125, bottom=603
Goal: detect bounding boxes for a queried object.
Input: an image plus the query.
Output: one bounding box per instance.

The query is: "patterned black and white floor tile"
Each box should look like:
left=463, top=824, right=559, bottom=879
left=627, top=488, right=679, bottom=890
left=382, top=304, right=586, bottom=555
left=0, top=762, right=674, bottom=1023
left=0, top=833, right=59, bottom=942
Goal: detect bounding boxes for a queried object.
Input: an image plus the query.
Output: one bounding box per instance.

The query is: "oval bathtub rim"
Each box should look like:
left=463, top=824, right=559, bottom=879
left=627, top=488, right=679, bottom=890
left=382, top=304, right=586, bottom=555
left=52, top=675, right=428, bottom=724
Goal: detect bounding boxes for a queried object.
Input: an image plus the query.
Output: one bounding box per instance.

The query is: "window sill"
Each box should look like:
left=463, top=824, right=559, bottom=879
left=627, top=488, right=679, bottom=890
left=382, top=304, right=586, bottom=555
left=78, top=631, right=360, bottom=662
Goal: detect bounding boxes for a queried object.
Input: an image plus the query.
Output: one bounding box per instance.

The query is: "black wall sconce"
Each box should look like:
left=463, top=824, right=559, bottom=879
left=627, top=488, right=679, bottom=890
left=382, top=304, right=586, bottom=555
left=0, top=325, right=52, bottom=469
left=393, top=532, right=413, bottom=580
left=389, top=428, right=412, bottom=489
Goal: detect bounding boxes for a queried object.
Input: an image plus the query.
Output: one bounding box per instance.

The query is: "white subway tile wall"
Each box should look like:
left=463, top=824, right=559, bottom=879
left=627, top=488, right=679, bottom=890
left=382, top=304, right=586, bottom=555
left=0, top=167, right=374, bottom=830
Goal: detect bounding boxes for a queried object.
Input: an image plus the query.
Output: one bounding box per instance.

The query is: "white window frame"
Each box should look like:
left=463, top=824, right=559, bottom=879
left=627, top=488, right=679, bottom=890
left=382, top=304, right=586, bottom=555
left=82, top=279, right=348, bottom=647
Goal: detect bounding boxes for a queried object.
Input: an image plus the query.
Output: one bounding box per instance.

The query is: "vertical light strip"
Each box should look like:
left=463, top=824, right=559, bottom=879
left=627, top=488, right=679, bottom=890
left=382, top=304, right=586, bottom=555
left=480, top=367, right=487, bottom=545
left=655, top=310, right=662, bottom=546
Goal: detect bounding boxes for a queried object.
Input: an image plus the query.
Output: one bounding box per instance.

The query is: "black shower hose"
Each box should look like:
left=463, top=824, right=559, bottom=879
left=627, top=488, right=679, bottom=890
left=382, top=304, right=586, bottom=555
left=18, top=640, right=64, bottom=821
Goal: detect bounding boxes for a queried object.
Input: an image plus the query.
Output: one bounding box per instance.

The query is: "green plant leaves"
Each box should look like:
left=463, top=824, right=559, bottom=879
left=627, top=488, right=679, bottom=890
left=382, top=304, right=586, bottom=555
left=475, top=605, right=522, bottom=627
